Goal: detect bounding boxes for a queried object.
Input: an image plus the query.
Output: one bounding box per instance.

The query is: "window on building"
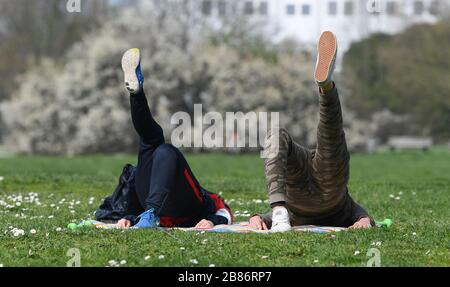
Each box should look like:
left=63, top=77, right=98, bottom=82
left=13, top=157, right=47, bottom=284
left=301, top=4, right=311, bottom=15
left=328, top=1, right=337, bottom=15
left=259, top=1, right=268, bottom=15
left=286, top=4, right=295, bottom=15
left=202, top=0, right=212, bottom=16
left=386, top=1, right=398, bottom=15
left=344, top=1, right=354, bottom=15
left=244, top=1, right=254, bottom=15
left=429, top=0, right=440, bottom=15
left=413, top=1, right=424, bottom=15
left=218, top=1, right=227, bottom=16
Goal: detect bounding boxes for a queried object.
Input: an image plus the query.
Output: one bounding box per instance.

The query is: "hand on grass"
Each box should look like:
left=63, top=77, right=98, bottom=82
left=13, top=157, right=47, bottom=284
left=117, top=219, right=131, bottom=229
left=195, top=219, right=214, bottom=229
left=249, top=216, right=268, bottom=230
left=349, top=217, right=372, bottom=229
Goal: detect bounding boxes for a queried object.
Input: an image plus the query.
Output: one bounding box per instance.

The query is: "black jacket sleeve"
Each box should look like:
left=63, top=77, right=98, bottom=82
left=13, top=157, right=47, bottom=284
left=350, top=199, right=375, bottom=226
left=205, top=214, right=229, bottom=226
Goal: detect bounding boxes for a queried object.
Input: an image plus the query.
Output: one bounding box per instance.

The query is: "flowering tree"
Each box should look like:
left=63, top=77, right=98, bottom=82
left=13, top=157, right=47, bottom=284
left=1, top=0, right=369, bottom=154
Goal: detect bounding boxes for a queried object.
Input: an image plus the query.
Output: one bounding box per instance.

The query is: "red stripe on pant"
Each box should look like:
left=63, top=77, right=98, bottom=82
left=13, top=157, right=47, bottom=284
left=183, top=169, right=203, bottom=204
left=160, top=169, right=203, bottom=227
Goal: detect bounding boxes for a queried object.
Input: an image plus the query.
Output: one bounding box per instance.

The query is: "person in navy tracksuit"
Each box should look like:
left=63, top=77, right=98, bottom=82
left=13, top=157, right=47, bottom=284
left=117, top=48, right=232, bottom=229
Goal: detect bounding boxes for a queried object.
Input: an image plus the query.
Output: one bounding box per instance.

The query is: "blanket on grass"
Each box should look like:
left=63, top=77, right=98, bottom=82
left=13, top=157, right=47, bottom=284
left=69, top=220, right=389, bottom=233
left=177, top=224, right=347, bottom=233
left=69, top=219, right=391, bottom=233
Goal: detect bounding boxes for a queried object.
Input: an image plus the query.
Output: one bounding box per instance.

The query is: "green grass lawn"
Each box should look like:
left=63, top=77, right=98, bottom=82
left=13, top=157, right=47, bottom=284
left=0, top=149, right=449, bottom=267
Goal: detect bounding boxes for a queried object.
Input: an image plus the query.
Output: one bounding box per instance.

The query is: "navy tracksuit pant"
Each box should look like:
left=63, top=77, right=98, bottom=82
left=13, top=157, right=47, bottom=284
left=130, top=90, right=207, bottom=227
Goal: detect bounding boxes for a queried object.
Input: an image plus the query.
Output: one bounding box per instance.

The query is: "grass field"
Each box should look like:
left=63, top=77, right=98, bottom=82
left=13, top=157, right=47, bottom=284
left=0, top=149, right=449, bottom=267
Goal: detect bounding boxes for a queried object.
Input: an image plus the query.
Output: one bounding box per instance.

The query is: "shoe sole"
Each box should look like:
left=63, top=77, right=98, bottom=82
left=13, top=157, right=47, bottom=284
left=121, top=48, right=141, bottom=93
left=270, top=226, right=292, bottom=233
left=314, top=31, right=337, bottom=83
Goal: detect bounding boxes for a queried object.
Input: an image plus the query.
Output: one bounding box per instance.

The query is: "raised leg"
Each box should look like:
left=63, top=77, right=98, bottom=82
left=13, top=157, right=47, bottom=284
left=311, top=31, right=349, bottom=208
left=130, top=90, right=164, bottom=151
left=122, top=48, right=165, bottom=154
left=312, top=86, right=350, bottom=205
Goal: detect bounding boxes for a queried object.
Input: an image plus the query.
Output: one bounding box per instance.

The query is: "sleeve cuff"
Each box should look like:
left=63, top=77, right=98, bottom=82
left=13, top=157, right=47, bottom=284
left=269, top=193, right=286, bottom=205
left=206, top=215, right=228, bottom=226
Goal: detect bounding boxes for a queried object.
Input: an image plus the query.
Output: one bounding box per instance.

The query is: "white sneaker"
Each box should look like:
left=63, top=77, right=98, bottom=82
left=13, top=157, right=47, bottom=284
left=121, top=48, right=144, bottom=94
left=270, top=207, right=292, bottom=232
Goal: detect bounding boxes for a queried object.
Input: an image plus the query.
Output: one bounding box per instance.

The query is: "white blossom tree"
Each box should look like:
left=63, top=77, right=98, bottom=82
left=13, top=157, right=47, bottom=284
left=1, top=0, right=370, bottom=154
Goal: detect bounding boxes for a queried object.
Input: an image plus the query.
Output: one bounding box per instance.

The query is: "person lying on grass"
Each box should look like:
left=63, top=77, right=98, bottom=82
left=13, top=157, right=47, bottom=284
left=249, top=31, right=374, bottom=232
left=116, top=48, right=232, bottom=229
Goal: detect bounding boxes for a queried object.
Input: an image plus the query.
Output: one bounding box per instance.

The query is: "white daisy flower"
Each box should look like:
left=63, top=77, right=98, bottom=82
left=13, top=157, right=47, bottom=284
left=11, top=228, right=25, bottom=237
left=190, top=259, right=198, bottom=265
left=108, top=260, right=119, bottom=267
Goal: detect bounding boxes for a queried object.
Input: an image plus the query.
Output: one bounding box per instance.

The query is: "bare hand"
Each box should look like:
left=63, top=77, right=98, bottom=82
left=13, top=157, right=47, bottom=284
left=195, top=219, right=214, bottom=229
left=249, top=216, right=268, bottom=230
left=117, top=219, right=131, bottom=229
left=349, top=217, right=372, bottom=229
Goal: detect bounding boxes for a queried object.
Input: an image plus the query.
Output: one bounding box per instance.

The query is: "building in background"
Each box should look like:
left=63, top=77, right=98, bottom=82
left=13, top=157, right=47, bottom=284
left=200, top=0, right=450, bottom=58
